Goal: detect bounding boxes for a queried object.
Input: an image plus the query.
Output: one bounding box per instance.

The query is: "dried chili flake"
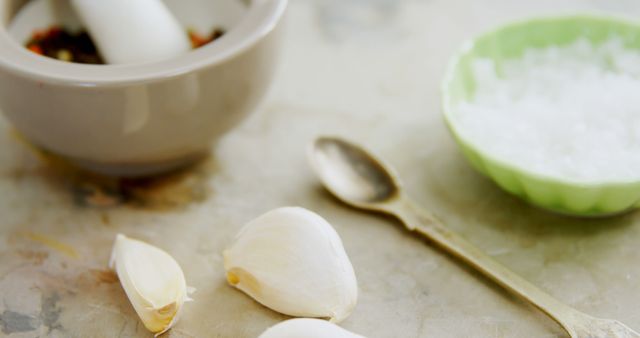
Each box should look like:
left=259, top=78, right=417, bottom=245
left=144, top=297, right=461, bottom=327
left=27, top=44, right=43, bottom=55
left=188, top=28, right=225, bottom=49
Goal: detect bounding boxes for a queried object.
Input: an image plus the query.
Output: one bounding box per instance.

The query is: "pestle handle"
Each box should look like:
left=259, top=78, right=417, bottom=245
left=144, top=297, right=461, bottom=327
left=70, top=0, right=191, bottom=64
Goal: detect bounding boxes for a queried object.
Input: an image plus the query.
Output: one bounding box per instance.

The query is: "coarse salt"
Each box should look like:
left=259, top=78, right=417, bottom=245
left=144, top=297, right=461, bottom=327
left=453, top=37, right=640, bottom=183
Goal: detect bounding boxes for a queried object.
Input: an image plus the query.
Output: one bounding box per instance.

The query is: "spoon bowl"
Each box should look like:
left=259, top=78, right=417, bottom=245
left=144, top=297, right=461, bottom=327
left=309, top=137, right=399, bottom=208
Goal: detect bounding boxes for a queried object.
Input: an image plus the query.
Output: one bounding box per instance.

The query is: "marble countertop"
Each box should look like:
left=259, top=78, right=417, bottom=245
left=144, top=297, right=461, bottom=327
left=3, top=0, right=640, bottom=337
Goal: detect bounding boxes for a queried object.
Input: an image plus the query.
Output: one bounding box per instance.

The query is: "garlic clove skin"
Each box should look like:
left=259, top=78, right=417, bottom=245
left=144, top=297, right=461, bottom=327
left=223, top=207, right=358, bottom=323
left=110, top=234, right=189, bottom=336
left=258, top=318, right=367, bottom=338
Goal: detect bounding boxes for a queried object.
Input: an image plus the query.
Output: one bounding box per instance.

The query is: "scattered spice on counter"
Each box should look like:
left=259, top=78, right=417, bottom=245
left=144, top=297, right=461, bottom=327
left=25, top=26, right=225, bottom=64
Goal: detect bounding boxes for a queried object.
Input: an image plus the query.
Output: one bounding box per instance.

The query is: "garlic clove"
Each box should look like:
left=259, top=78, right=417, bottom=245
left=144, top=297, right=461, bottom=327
left=258, top=318, right=367, bottom=338
left=223, top=207, right=358, bottom=323
left=110, top=234, right=189, bottom=336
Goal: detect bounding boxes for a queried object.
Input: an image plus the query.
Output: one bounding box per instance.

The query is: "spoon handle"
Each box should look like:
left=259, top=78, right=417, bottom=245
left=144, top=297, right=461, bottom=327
left=392, top=197, right=580, bottom=335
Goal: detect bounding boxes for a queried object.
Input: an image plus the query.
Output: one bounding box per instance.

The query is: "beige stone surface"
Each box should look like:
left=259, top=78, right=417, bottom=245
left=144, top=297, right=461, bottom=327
left=2, top=0, right=640, bottom=337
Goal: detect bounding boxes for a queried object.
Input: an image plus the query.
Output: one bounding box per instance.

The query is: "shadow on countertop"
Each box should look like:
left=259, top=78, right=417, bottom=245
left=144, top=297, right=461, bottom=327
left=1, top=130, right=216, bottom=211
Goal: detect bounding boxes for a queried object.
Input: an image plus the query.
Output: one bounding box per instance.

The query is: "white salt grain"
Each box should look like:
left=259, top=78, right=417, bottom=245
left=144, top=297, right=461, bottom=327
left=453, top=37, right=640, bottom=183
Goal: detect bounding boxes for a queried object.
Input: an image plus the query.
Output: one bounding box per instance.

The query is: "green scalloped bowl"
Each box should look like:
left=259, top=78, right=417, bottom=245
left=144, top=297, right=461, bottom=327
left=442, top=15, right=640, bottom=217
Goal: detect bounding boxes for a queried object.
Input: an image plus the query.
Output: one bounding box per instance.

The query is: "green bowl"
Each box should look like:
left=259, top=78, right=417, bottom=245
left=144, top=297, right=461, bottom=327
left=442, top=15, right=640, bottom=217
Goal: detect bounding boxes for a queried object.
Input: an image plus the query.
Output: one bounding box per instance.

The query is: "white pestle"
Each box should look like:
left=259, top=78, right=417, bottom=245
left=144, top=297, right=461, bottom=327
left=70, top=0, right=191, bottom=64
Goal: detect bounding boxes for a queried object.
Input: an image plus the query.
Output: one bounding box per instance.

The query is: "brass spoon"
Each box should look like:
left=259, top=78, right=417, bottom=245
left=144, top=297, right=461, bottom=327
left=308, top=136, right=640, bottom=338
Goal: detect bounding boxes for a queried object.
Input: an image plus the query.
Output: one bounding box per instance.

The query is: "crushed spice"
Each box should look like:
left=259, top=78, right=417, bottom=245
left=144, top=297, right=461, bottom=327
left=26, top=26, right=225, bottom=64
left=26, top=26, right=104, bottom=64
left=188, top=28, right=225, bottom=48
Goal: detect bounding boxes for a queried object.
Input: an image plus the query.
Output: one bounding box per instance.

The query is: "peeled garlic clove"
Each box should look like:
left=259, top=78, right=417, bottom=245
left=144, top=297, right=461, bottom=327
left=110, top=234, right=189, bottom=336
left=223, top=207, right=358, bottom=323
left=258, top=318, right=367, bottom=338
